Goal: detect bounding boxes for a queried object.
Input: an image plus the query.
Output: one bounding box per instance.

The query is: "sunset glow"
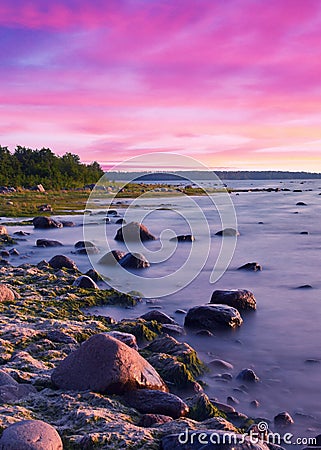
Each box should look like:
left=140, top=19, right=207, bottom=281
left=1, top=0, right=321, bottom=171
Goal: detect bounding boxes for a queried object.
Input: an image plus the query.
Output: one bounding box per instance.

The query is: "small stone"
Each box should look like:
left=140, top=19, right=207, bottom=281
left=184, top=304, right=243, bottom=329
left=9, top=248, right=19, bottom=256
left=210, top=289, right=256, bottom=311
left=36, top=239, right=63, bottom=247
left=227, top=396, right=239, bottom=405
left=274, top=411, right=294, bottom=427
left=175, top=309, right=187, bottom=314
left=209, top=359, right=234, bottom=370
left=170, top=234, right=195, bottom=242
left=237, top=368, right=260, bottom=382
left=0, top=420, right=63, bottom=449
left=0, top=225, right=8, bottom=235
left=114, top=221, right=156, bottom=242
left=196, top=329, right=214, bottom=337
left=124, top=389, right=189, bottom=419
left=33, top=216, right=62, bottom=229
left=296, top=202, right=307, bottom=206
left=140, top=310, right=177, bottom=325
left=250, top=400, right=260, bottom=408
left=73, top=275, right=99, bottom=289
left=98, top=250, right=126, bottom=265
left=238, top=262, right=262, bottom=271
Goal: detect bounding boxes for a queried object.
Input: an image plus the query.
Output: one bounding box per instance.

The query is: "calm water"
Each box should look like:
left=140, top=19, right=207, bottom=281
left=2, top=178, right=321, bottom=444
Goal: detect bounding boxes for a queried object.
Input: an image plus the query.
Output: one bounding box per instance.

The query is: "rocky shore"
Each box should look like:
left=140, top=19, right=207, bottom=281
left=0, top=226, right=309, bottom=449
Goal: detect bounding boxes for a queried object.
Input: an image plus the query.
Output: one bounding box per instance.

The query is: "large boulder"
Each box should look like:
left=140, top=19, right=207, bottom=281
left=0, top=284, right=15, bottom=303
left=36, top=239, right=63, bottom=247
left=124, top=389, right=189, bottom=419
left=210, top=289, right=256, bottom=311
left=33, top=216, right=62, bottom=229
left=48, top=255, right=78, bottom=271
left=0, top=226, right=8, bottom=235
left=0, top=420, right=63, bottom=450
left=51, top=333, right=168, bottom=394
left=119, top=252, right=150, bottom=269
left=98, top=250, right=126, bottom=265
left=184, top=305, right=243, bottom=329
left=114, top=221, right=156, bottom=242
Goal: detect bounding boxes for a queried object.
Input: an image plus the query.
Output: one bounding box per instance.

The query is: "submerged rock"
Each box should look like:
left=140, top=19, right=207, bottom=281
left=274, top=411, right=294, bottom=428
left=119, top=252, right=150, bottom=269
left=51, top=333, right=168, bottom=394
left=98, top=250, right=126, bottom=265
left=170, top=235, right=195, bottom=242
left=236, top=368, right=260, bottom=383
left=210, top=289, right=257, bottom=311
left=48, top=255, right=78, bottom=271
left=33, top=216, right=62, bottom=229
left=114, top=221, right=156, bottom=242
left=237, top=262, right=262, bottom=272
left=0, top=420, right=63, bottom=450
left=36, top=239, right=63, bottom=248
left=215, top=228, right=240, bottom=237
left=123, top=389, right=189, bottom=419
left=185, top=304, right=243, bottom=329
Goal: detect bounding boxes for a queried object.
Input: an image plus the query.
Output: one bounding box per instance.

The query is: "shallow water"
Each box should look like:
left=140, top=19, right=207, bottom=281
left=2, top=178, right=321, bottom=445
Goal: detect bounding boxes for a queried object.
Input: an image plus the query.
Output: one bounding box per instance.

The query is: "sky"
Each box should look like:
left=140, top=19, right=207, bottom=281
left=1, top=0, right=321, bottom=171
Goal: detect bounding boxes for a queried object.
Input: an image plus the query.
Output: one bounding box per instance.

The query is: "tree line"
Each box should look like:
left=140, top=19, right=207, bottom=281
left=0, top=146, right=104, bottom=189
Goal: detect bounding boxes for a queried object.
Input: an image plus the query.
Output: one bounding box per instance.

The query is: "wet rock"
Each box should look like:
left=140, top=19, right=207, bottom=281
left=196, top=329, right=213, bottom=337
left=119, top=252, right=150, bottom=269
left=215, top=228, right=240, bottom=236
left=274, top=411, right=294, bottom=428
left=114, top=221, right=156, bottom=242
left=296, top=284, right=313, bottom=289
left=36, top=239, right=63, bottom=247
left=296, top=202, right=307, bottom=206
left=46, top=330, right=77, bottom=345
left=9, top=248, right=19, bottom=256
left=73, top=275, right=99, bottom=289
left=51, top=333, right=168, bottom=394
left=140, top=310, right=177, bottom=325
left=170, top=235, right=195, bottom=242
left=300, top=231, right=309, bottom=235
left=85, top=269, right=102, bottom=282
left=211, top=401, right=236, bottom=414
left=106, top=331, right=138, bottom=350
left=60, top=220, right=75, bottom=227
left=184, top=304, right=243, bottom=329
left=175, top=309, right=187, bottom=314
left=0, top=420, right=63, bottom=450
left=162, top=324, right=186, bottom=336
left=210, top=289, right=256, bottom=311
left=208, top=359, right=234, bottom=370
left=237, top=368, right=260, bottom=383
left=98, top=249, right=126, bottom=265
left=187, top=392, right=221, bottom=421
left=0, top=226, right=8, bottom=235
left=138, top=413, right=173, bottom=427
left=227, top=396, right=239, bottom=405
left=13, top=230, right=30, bottom=236
left=0, top=284, right=15, bottom=303
left=48, top=255, right=78, bottom=271
left=238, top=262, right=262, bottom=271
left=33, top=216, right=62, bottom=229
left=74, top=241, right=99, bottom=255
left=116, top=218, right=126, bottom=224
left=0, top=251, right=9, bottom=258
left=107, top=209, right=118, bottom=216
left=123, top=389, right=189, bottom=419
left=250, top=400, right=260, bottom=408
